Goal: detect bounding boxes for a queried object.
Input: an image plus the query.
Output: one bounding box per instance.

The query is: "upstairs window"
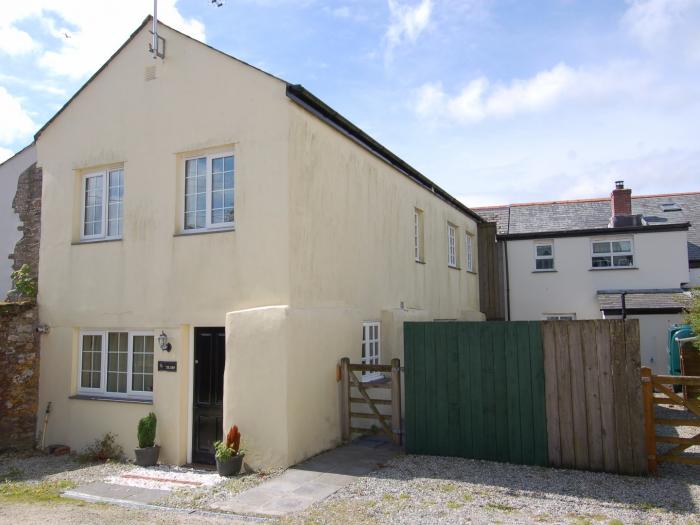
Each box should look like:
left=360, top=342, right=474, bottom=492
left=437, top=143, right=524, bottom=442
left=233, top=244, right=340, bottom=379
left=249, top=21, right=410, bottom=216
left=592, top=239, right=634, bottom=268
left=447, top=223, right=457, bottom=268
left=465, top=233, right=474, bottom=272
left=79, top=330, right=154, bottom=399
left=414, top=208, right=424, bottom=262
left=81, top=168, right=123, bottom=241
left=184, top=153, right=234, bottom=231
left=534, top=242, right=554, bottom=270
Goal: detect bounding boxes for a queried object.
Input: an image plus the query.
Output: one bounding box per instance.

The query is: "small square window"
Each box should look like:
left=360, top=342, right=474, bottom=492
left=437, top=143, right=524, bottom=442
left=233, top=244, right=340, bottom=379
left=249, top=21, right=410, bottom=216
left=534, top=242, right=554, bottom=270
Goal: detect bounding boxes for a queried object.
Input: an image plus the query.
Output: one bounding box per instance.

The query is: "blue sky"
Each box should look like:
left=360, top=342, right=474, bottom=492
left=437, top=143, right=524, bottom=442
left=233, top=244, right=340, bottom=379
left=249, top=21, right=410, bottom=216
left=1, top=0, right=699, bottom=206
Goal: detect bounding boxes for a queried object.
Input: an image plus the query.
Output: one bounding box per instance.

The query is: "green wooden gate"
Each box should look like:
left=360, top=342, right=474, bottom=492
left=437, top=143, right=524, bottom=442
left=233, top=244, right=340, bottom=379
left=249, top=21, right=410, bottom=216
left=404, top=321, right=548, bottom=466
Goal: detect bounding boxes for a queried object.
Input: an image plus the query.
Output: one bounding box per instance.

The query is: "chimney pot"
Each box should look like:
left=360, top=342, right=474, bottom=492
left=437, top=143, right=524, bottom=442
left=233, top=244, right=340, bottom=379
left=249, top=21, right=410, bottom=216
left=615, top=180, right=624, bottom=189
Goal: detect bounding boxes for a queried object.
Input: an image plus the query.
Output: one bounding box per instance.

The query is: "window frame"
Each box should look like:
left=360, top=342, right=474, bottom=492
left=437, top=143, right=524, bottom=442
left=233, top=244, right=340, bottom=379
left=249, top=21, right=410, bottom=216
left=533, top=241, right=554, bottom=271
left=543, top=314, right=577, bottom=321
left=182, top=151, right=235, bottom=233
left=414, top=208, right=424, bottom=263
left=77, top=330, right=154, bottom=400
left=590, top=237, right=634, bottom=269
left=361, top=321, right=382, bottom=382
left=447, top=223, right=458, bottom=268
left=465, top=232, right=474, bottom=272
left=80, top=167, right=124, bottom=242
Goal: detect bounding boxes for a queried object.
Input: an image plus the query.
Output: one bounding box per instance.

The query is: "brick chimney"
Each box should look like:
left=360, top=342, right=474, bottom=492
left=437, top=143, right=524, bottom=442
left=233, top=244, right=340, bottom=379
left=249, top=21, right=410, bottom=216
left=611, top=180, right=632, bottom=216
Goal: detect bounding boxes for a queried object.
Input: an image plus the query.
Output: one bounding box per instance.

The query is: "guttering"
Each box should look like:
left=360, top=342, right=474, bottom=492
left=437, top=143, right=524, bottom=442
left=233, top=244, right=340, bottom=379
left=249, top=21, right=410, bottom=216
left=497, top=222, right=690, bottom=241
left=286, top=84, right=484, bottom=224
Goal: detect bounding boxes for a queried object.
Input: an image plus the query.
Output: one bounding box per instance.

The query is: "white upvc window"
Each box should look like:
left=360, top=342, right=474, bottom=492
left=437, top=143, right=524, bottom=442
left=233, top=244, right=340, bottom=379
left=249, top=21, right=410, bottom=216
left=534, top=242, right=554, bottom=270
left=78, top=330, right=154, bottom=399
left=414, top=208, right=424, bottom=262
left=361, top=321, right=382, bottom=382
left=184, top=152, right=234, bottom=231
left=591, top=238, right=634, bottom=268
left=465, top=233, right=474, bottom=272
left=81, top=168, right=123, bottom=241
left=447, top=223, right=457, bottom=268
left=543, top=314, right=576, bottom=321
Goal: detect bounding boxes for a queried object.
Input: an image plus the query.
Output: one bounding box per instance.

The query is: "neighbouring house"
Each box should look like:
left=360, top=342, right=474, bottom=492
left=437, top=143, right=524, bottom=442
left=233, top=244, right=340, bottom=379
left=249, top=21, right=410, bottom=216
left=0, top=143, right=43, bottom=450
left=476, top=182, right=699, bottom=374
left=35, top=17, right=485, bottom=468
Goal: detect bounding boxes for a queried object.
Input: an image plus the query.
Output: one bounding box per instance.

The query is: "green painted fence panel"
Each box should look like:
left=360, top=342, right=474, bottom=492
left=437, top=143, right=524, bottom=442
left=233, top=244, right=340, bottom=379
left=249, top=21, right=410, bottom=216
left=404, top=321, right=548, bottom=466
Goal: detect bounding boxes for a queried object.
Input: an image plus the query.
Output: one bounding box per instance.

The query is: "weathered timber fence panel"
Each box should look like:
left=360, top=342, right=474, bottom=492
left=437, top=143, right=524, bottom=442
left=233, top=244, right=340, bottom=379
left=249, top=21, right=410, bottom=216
left=404, top=321, right=548, bottom=466
left=542, top=320, right=647, bottom=475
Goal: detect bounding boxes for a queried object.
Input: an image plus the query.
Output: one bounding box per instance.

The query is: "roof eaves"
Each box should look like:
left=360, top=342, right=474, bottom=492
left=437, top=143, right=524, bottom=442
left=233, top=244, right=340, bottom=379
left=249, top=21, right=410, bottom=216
left=286, top=84, right=484, bottom=223
left=497, top=222, right=691, bottom=241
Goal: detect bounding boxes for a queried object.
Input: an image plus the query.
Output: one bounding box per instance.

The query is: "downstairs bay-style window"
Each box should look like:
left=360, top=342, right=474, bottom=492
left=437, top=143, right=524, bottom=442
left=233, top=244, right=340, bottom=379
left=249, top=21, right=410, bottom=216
left=184, top=152, right=234, bottom=231
left=361, top=322, right=382, bottom=382
left=78, top=331, right=154, bottom=399
left=81, top=168, right=123, bottom=240
left=591, top=238, right=634, bottom=268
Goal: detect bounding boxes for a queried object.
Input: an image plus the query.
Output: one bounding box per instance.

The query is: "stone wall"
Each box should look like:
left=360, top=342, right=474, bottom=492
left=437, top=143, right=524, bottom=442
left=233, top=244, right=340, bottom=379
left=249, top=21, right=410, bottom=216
left=0, top=302, right=39, bottom=450
left=7, top=163, right=42, bottom=302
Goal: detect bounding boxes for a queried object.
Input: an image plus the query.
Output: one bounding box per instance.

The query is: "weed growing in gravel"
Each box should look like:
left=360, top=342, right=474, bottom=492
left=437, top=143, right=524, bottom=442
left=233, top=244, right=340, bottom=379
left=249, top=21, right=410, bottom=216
left=462, top=492, right=473, bottom=502
left=0, top=467, right=23, bottom=481
left=607, top=519, right=624, bottom=525
left=485, top=502, right=516, bottom=512
left=398, top=493, right=410, bottom=500
left=439, top=482, right=457, bottom=492
left=382, top=493, right=396, bottom=502
left=0, top=480, right=75, bottom=503
left=446, top=500, right=463, bottom=510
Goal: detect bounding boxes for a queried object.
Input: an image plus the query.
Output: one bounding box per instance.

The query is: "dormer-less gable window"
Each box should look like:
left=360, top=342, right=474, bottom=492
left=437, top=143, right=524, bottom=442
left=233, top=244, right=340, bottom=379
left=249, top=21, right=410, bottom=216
left=81, top=168, right=123, bottom=241
left=184, top=153, right=234, bottom=231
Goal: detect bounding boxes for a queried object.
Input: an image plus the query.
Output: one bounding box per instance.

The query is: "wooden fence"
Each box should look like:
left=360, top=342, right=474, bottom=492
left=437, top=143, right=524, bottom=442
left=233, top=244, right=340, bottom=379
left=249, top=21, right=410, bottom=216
left=641, top=368, right=700, bottom=471
left=404, top=321, right=548, bottom=466
left=338, top=358, right=402, bottom=445
left=403, top=319, right=647, bottom=475
left=542, top=320, right=647, bottom=475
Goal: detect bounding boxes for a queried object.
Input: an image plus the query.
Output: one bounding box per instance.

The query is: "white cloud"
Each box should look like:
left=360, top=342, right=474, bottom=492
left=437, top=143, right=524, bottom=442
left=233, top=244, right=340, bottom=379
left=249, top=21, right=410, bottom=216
left=1, top=1, right=205, bottom=79
left=415, top=62, right=654, bottom=123
left=385, top=0, right=432, bottom=60
left=0, top=87, right=37, bottom=143
left=0, top=25, right=41, bottom=56
left=622, top=0, right=699, bottom=48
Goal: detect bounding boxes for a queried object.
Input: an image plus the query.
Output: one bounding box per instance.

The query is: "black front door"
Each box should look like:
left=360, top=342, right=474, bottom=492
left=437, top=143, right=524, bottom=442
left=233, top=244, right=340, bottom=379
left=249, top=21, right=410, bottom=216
left=192, top=327, right=225, bottom=464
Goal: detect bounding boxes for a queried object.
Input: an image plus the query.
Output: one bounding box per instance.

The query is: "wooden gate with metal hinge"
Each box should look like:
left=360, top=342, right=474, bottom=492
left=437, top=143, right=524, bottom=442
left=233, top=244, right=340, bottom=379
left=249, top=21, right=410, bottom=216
left=337, top=357, right=402, bottom=445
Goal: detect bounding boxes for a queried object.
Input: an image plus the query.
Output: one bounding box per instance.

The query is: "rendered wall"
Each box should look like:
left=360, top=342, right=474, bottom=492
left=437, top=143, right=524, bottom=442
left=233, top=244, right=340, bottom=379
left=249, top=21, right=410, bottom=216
left=35, top=23, right=290, bottom=464
left=0, top=145, right=36, bottom=297
left=507, top=231, right=690, bottom=320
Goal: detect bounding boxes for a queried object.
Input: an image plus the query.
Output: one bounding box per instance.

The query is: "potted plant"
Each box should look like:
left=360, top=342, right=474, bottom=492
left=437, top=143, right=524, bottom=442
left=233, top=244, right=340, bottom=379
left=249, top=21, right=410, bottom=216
left=134, top=412, right=160, bottom=467
left=214, top=425, right=244, bottom=476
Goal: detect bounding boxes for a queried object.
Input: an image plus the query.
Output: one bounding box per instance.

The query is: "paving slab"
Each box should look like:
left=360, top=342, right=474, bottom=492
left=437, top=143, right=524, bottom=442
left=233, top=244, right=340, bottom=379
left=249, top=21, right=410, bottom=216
left=64, top=481, right=170, bottom=505
left=213, top=436, right=401, bottom=517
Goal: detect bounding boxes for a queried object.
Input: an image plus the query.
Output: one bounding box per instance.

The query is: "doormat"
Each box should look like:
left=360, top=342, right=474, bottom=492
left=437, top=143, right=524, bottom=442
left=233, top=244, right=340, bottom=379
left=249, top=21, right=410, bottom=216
left=105, top=465, right=223, bottom=491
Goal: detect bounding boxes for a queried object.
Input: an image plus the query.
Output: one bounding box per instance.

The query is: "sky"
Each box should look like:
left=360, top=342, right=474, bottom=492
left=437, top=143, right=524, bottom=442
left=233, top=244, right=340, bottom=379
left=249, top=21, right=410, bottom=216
left=1, top=0, right=699, bottom=207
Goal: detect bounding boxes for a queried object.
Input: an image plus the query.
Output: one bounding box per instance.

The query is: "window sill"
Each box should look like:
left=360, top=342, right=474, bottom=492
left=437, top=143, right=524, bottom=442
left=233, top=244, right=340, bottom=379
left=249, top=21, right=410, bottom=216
left=448, top=265, right=461, bottom=270
left=70, top=394, right=153, bottom=405
left=174, top=227, right=235, bottom=237
left=589, top=266, right=638, bottom=271
left=466, top=270, right=477, bottom=275
left=533, top=269, right=557, bottom=273
left=415, top=259, right=426, bottom=265
left=72, top=238, right=123, bottom=246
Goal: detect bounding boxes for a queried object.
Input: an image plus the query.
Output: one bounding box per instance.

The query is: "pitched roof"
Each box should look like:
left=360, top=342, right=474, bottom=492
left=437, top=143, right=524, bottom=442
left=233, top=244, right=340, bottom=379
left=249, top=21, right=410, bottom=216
left=476, top=192, right=700, bottom=262
left=33, top=16, right=482, bottom=224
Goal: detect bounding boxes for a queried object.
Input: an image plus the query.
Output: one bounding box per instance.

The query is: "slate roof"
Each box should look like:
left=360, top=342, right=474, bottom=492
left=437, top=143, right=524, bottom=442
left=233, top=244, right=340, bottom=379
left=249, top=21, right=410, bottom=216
left=597, top=291, right=692, bottom=312
left=476, top=192, right=700, bottom=262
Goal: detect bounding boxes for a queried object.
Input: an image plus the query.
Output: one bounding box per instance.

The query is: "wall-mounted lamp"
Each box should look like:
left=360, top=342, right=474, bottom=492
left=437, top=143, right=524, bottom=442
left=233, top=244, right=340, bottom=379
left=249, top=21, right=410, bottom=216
left=158, top=331, right=172, bottom=352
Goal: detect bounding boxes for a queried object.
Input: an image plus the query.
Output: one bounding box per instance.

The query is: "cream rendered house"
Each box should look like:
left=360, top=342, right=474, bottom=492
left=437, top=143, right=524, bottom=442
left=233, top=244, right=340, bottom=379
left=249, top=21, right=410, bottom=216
left=35, top=18, right=484, bottom=468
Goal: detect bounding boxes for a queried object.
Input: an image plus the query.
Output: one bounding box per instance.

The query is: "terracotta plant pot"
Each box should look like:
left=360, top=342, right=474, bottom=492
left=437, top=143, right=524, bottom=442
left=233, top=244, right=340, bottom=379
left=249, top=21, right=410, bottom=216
left=216, top=453, right=244, bottom=476
left=134, top=445, right=160, bottom=467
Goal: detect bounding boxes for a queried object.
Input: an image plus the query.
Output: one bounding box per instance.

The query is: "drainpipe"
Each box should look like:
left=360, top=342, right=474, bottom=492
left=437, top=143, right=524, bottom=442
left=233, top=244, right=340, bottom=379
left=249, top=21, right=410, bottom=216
left=621, top=291, right=627, bottom=320
left=504, top=240, right=511, bottom=321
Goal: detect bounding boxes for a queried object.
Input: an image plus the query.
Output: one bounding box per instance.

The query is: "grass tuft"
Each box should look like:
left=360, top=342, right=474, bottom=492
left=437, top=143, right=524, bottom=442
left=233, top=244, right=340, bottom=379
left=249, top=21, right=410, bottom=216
left=0, top=480, right=76, bottom=503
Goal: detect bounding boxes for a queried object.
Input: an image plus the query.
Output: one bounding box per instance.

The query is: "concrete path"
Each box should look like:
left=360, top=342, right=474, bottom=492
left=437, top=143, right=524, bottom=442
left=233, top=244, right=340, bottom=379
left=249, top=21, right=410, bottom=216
left=213, top=436, right=401, bottom=517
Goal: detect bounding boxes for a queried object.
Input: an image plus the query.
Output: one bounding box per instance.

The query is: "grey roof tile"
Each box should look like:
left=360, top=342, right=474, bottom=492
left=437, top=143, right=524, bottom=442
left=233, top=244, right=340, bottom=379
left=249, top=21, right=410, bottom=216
left=475, top=192, right=700, bottom=262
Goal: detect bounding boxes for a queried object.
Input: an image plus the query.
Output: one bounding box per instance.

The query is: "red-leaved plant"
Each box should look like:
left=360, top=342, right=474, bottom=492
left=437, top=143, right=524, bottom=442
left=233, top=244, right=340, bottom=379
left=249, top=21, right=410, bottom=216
left=226, top=425, right=241, bottom=455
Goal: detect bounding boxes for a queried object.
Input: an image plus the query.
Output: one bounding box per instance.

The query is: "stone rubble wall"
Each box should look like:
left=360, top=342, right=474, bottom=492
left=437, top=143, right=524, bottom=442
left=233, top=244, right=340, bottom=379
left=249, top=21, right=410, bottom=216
left=0, top=302, right=39, bottom=450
